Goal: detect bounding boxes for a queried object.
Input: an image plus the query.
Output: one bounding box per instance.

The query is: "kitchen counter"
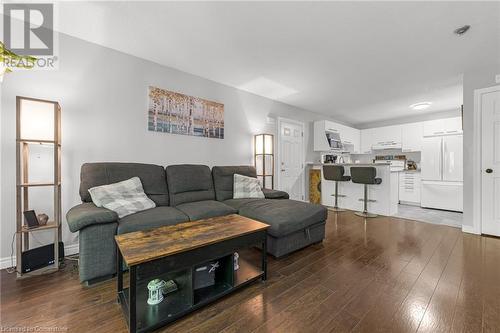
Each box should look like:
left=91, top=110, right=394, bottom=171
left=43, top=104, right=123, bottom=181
left=307, top=162, right=391, bottom=166
left=310, top=163, right=398, bottom=216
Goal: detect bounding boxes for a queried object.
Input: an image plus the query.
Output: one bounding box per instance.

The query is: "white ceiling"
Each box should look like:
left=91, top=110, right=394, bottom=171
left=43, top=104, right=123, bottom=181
left=55, top=1, right=500, bottom=127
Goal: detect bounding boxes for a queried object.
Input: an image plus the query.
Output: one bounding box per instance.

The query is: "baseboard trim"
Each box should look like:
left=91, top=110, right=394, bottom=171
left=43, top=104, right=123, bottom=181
left=0, top=243, right=79, bottom=270
left=462, top=225, right=480, bottom=235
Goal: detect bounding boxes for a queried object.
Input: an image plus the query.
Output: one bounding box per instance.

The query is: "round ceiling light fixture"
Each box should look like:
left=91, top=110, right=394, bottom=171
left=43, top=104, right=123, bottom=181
left=454, top=25, right=470, bottom=36
left=410, top=102, right=432, bottom=111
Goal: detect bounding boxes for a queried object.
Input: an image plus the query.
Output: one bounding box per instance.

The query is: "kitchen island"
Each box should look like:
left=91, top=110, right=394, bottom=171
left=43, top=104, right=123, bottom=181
left=309, top=163, right=398, bottom=216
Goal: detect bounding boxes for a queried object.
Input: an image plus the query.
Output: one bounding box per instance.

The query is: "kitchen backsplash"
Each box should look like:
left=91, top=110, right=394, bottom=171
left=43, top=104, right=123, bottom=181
left=351, top=149, right=421, bottom=165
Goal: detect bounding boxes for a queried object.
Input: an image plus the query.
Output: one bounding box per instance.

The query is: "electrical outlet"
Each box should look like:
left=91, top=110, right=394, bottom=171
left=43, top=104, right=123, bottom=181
left=496, top=74, right=500, bottom=84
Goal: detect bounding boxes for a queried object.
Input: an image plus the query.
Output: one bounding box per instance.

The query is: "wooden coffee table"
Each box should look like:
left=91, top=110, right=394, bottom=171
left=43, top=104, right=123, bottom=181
left=115, top=214, right=269, bottom=333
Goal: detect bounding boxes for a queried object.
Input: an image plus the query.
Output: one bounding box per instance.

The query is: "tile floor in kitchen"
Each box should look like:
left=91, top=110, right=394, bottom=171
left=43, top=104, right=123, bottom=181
left=396, top=204, right=463, bottom=228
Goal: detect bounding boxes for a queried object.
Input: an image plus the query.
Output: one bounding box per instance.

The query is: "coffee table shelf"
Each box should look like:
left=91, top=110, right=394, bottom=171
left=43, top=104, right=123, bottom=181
left=234, top=258, right=264, bottom=287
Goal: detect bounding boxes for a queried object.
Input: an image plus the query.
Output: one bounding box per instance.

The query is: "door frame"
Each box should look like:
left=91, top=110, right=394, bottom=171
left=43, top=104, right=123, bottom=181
left=469, top=85, right=500, bottom=234
left=276, top=117, right=305, bottom=201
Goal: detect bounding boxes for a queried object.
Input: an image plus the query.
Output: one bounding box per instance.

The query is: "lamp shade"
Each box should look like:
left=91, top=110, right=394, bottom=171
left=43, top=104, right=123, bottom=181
left=255, top=134, right=273, bottom=155
left=20, top=99, right=55, bottom=141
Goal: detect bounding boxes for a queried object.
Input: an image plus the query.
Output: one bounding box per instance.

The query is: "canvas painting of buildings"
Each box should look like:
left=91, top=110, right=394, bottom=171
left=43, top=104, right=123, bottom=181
left=148, top=86, right=224, bottom=139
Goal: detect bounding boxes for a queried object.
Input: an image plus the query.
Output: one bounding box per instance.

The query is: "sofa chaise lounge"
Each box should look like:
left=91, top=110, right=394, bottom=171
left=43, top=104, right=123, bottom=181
left=67, top=163, right=327, bottom=284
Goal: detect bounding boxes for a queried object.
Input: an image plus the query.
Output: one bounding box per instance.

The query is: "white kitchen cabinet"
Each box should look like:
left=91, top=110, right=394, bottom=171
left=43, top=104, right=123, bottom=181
left=314, top=120, right=360, bottom=153
left=423, top=117, right=462, bottom=137
left=314, top=121, right=332, bottom=151
left=360, top=128, right=374, bottom=154
left=402, top=122, right=423, bottom=152
left=368, top=125, right=402, bottom=150
left=339, top=125, right=361, bottom=154
left=398, top=171, right=421, bottom=204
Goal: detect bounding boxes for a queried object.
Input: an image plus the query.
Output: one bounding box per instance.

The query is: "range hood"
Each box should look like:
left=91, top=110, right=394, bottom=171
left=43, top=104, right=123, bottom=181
left=372, top=141, right=402, bottom=150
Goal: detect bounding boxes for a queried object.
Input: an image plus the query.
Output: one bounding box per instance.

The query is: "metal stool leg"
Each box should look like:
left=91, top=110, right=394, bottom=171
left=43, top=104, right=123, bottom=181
left=330, top=181, right=346, bottom=212
left=355, top=184, right=377, bottom=218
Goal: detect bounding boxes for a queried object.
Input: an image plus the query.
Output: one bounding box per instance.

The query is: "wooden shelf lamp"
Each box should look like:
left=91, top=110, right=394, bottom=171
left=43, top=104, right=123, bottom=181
left=16, top=96, right=61, bottom=278
left=254, top=134, right=274, bottom=189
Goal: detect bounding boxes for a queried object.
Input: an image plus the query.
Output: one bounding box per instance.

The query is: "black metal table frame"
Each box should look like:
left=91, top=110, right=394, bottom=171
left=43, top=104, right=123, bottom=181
left=117, top=230, right=267, bottom=333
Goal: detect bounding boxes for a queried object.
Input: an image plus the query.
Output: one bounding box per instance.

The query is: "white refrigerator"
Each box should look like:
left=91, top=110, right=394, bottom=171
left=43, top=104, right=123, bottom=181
left=421, top=135, right=463, bottom=212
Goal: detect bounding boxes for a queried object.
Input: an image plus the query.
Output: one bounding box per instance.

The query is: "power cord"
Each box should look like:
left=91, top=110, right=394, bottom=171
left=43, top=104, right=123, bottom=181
left=6, top=233, right=20, bottom=274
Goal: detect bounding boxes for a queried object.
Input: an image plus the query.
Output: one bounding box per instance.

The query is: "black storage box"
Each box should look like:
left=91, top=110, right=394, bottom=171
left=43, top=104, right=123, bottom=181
left=193, top=260, right=219, bottom=290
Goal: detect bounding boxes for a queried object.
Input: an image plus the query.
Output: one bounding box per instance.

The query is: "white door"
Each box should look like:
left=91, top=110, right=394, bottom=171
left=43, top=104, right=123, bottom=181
left=421, top=137, right=442, bottom=181
left=443, top=135, right=463, bottom=181
left=278, top=119, right=304, bottom=201
left=481, top=88, right=500, bottom=236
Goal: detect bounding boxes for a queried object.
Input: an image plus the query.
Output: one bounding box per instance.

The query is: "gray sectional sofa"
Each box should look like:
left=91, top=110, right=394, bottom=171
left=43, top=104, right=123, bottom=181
left=67, top=163, right=327, bottom=284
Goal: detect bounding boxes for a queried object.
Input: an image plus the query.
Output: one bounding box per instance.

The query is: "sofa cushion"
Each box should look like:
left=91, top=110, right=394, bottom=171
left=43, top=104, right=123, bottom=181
left=80, top=163, right=169, bottom=206
left=233, top=174, right=265, bottom=199
left=175, top=200, right=237, bottom=221
left=261, top=188, right=290, bottom=200
left=166, top=165, right=215, bottom=206
left=117, top=207, right=189, bottom=234
left=88, top=177, right=156, bottom=218
left=223, top=198, right=264, bottom=211
left=212, top=166, right=258, bottom=201
left=237, top=199, right=328, bottom=237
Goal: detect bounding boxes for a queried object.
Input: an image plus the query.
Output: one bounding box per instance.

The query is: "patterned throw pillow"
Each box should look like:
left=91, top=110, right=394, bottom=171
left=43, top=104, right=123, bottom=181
left=233, top=174, right=265, bottom=199
left=88, top=177, right=156, bottom=218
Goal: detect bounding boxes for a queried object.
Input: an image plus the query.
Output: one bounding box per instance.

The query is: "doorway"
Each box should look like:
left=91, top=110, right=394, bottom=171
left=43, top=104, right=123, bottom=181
left=478, top=85, right=500, bottom=236
left=277, top=118, right=305, bottom=201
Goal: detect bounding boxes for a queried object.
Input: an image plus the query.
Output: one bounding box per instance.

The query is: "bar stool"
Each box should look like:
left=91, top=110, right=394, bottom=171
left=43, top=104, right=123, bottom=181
left=323, top=165, right=351, bottom=212
left=350, top=167, right=382, bottom=218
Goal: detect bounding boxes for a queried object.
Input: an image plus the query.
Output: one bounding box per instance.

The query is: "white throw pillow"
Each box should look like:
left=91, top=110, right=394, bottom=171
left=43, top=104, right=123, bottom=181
left=233, top=174, right=265, bottom=199
left=88, top=177, right=156, bottom=218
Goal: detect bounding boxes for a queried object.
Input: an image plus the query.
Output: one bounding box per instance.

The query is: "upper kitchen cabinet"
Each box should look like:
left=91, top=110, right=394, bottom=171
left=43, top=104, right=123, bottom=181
left=313, top=120, right=360, bottom=153
left=423, top=117, right=462, bottom=137
left=370, top=125, right=402, bottom=150
left=339, top=125, right=361, bottom=154
left=402, top=122, right=423, bottom=152
left=360, top=128, right=374, bottom=154
left=314, top=120, right=336, bottom=151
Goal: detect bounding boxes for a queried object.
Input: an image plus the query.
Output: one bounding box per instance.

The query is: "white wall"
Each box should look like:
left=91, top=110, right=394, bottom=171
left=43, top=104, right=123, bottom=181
left=462, top=65, right=500, bottom=229
left=0, top=33, right=333, bottom=261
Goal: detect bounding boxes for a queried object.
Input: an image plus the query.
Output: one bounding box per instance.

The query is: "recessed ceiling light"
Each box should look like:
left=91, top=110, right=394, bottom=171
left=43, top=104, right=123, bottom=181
left=454, top=25, right=470, bottom=35
left=238, top=77, right=298, bottom=100
left=410, top=102, right=432, bottom=110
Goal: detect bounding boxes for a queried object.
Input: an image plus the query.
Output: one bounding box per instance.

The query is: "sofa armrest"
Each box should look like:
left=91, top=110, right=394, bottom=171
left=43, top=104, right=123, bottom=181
left=66, top=202, right=118, bottom=233
left=262, top=188, right=290, bottom=200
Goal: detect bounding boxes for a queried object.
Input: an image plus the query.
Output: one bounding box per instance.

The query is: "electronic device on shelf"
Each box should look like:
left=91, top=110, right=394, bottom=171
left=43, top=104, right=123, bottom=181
left=21, top=242, right=65, bottom=274
left=23, top=210, right=40, bottom=229
left=321, top=154, right=337, bottom=164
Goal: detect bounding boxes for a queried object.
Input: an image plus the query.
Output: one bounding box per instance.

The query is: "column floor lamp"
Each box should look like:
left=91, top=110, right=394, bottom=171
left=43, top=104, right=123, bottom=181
left=254, top=134, right=274, bottom=189
left=15, top=96, right=62, bottom=278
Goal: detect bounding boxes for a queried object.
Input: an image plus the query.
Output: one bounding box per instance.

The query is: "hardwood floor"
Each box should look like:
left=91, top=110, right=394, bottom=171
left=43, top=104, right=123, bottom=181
left=2, top=211, right=500, bottom=332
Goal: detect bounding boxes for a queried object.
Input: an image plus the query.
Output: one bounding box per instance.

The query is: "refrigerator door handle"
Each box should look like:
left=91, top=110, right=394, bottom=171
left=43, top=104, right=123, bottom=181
left=441, top=139, right=449, bottom=180
left=440, top=138, right=444, bottom=180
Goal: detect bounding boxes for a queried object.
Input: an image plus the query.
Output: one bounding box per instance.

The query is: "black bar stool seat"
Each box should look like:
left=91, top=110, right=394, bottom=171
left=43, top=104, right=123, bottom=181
left=323, top=165, right=351, bottom=212
left=350, top=167, right=382, bottom=218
